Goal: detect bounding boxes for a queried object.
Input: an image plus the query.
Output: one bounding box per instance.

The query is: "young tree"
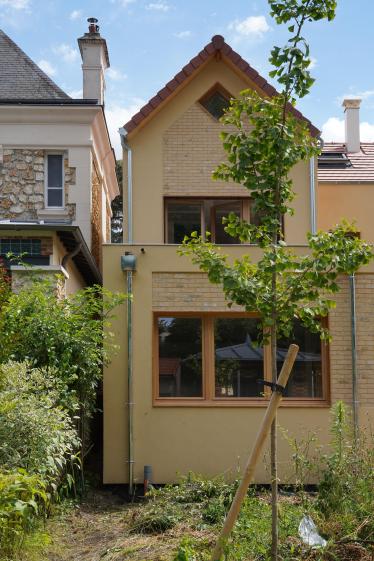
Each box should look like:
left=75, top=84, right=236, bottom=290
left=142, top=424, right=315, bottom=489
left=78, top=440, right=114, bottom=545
left=180, top=1, right=373, bottom=558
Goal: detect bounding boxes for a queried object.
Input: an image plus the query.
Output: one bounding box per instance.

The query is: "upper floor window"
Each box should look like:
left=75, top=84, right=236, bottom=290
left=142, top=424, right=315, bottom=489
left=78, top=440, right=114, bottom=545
left=165, top=198, right=256, bottom=245
left=45, top=154, right=64, bottom=208
left=199, top=85, right=231, bottom=120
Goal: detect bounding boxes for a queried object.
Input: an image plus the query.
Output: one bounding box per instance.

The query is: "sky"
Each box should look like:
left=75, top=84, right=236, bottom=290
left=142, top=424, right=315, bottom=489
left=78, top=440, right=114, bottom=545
left=1, top=0, right=374, bottom=157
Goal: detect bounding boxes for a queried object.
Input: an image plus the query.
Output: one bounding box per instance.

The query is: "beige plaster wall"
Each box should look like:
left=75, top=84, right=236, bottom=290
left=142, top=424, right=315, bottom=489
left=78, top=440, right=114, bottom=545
left=103, top=244, right=374, bottom=484
left=125, top=58, right=312, bottom=246
left=318, top=182, right=374, bottom=242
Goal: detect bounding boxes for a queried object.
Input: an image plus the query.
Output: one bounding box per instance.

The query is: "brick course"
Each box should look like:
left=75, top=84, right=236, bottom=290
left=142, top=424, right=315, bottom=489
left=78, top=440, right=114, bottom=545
left=163, top=104, right=249, bottom=197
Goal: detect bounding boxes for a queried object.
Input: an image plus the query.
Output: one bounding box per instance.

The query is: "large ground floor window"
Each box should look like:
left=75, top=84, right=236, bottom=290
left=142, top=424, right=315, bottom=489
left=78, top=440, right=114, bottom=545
left=154, top=313, right=329, bottom=405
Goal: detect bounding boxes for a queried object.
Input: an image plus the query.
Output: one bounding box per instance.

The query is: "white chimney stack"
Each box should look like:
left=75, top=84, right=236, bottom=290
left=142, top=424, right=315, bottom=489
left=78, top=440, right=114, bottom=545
left=342, top=98, right=361, bottom=153
left=78, top=17, right=110, bottom=105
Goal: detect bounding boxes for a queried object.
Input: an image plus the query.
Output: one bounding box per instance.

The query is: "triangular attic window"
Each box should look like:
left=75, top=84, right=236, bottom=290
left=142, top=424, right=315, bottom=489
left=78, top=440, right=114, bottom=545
left=199, top=86, right=230, bottom=120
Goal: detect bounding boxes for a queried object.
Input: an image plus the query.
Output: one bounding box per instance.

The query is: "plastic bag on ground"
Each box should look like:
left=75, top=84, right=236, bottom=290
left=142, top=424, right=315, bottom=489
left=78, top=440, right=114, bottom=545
left=298, top=515, right=327, bottom=548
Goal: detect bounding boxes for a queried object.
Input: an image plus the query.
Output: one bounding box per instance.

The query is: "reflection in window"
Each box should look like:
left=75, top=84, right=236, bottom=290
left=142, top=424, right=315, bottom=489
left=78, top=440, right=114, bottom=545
left=210, top=201, right=241, bottom=244
left=158, top=317, right=202, bottom=397
left=277, top=321, right=323, bottom=398
left=46, top=154, right=64, bottom=208
left=214, top=318, right=263, bottom=397
left=167, top=203, right=202, bottom=244
left=166, top=199, right=242, bottom=244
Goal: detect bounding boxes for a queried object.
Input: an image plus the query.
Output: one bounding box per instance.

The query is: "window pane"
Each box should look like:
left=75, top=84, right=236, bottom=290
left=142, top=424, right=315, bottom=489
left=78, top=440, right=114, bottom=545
left=48, top=188, right=63, bottom=207
left=167, top=203, right=201, bottom=244
left=47, top=155, right=63, bottom=188
left=215, top=318, right=263, bottom=398
left=158, top=317, right=202, bottom=397
left=277, top=321, right=323, bottom=398
left=212, top=202, right=241, bottom=244
left=201, top=91, right=230, bottom=120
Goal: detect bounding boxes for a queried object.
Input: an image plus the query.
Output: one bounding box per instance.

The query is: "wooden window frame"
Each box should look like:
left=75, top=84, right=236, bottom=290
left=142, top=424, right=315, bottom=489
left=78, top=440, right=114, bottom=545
left=153, top=312, right=330, bottom=407
left=164, top=197, right=251, bottom=245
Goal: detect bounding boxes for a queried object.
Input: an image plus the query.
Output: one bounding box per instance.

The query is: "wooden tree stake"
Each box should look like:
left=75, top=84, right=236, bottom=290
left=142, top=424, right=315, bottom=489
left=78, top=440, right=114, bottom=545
left=210, top=343, right=299, bottom=561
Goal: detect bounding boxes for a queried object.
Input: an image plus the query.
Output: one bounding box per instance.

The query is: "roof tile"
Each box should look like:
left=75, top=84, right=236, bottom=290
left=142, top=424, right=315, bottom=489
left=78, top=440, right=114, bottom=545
left=123, top=35, right=320, bottom=137
left=318, top=143, right=374, bottom=183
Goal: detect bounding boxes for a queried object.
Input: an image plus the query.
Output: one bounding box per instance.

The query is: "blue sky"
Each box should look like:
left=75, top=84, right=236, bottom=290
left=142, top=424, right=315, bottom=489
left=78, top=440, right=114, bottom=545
left=1, top=0, right=373, bottom=156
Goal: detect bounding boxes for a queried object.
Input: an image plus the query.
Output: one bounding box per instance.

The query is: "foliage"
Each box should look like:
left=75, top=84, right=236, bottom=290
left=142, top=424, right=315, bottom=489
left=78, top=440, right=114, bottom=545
left=0, top=257, right=11, bottom=310
left=0, top=279, right=126, bottom=421
left=0, top=470, right=49, bottom=558
left=179, top=0, right=372, bottom=342
left=317, top=402, right=374, bottom=543
left=0, top=362, right=80, bottom=487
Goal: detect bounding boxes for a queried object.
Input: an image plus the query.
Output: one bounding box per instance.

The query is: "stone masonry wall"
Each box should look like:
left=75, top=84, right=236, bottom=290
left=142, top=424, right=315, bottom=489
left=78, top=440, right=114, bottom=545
left=152, top=271, right=374, bottom=407
left=163, top=104, right=249, bottom=197
left=0, top=149, right=76, bottom=220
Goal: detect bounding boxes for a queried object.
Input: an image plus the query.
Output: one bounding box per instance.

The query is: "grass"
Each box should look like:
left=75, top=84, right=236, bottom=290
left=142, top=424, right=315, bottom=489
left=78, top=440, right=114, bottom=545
left=17, top=473, right=371, bottom=561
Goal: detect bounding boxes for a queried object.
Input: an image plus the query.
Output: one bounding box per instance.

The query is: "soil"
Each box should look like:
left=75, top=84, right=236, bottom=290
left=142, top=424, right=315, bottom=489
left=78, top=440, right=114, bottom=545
left=41, top=488, right=212, bottom=561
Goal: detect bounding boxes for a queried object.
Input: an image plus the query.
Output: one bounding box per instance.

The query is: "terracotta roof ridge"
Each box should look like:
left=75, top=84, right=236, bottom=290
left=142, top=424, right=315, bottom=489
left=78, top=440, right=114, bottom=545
left=123, top=34, right=319, bottom=137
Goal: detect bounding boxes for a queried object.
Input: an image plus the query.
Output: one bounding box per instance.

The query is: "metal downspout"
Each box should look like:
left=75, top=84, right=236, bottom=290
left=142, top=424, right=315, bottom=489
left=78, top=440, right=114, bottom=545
left=119, top=126, right=135, bottom=495
left=309, top=156, right=317, bottom=235
left=119, top=127, right=133, bottom=243
left=349, top=273, right=359, bottom=439
left=127, top=269, right=134, bottom=495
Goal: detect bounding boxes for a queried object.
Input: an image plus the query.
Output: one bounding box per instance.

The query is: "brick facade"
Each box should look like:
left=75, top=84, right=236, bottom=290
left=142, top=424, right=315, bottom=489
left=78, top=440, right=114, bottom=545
left=0, top=149, right=75, bottom=220
left=163, top=104, right=249, bottom=197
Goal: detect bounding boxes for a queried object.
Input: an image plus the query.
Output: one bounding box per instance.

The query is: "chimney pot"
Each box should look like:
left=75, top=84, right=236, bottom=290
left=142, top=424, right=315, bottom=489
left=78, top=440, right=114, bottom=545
left=343, top=98, right=361, bottom=153
left=87, top=17, right=99, bottom=34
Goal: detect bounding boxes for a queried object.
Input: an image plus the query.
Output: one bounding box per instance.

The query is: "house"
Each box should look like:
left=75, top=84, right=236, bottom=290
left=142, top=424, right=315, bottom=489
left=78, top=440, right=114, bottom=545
left=102, top=34, right=371, bottom=487
left=317, top=98, right=374, bottom=438
left=0, top=20, right=118, bottom=293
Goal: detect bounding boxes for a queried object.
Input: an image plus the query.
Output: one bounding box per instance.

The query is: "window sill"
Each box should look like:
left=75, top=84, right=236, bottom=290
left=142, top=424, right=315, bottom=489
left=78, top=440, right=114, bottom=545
left=37, top=208, right=70, bottom=219
left=153, top=398, right=331, bottom=408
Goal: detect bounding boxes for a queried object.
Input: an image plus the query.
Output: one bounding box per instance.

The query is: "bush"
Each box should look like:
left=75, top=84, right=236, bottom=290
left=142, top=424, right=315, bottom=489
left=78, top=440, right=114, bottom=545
left=0, top=470, right=49, bottom=558
left=0, top=279, right=126, bottom=421
left=0, top=362, right=80, bottom=488
left=317, top=402, right=374, bottom=542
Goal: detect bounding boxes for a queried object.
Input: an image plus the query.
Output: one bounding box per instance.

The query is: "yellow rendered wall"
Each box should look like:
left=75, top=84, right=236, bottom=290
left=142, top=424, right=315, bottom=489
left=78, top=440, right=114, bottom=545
left=125, top=57, right=312, bottom=246
left=318, top=182, right=374, bottom=242
left=103, top=244, right=374, bottom=484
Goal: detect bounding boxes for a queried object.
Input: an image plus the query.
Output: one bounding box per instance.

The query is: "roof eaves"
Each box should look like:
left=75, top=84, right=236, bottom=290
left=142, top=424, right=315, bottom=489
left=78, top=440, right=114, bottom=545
left=124, top=34, right=320, bottom=138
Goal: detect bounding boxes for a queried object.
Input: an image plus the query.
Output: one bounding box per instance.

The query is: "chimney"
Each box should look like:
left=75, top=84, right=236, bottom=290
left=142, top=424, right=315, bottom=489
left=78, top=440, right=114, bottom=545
left=342, top=98, right=361, bottom=153
left=78, top=17, right=110, bottom=105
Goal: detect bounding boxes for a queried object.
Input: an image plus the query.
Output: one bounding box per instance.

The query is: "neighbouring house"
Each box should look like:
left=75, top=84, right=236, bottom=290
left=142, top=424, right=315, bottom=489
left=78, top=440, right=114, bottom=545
left=0, top=20, right=118, bottom=294
left=101, top=34, right=361, bottom=487
left=317, top=98, right=374, bottom=436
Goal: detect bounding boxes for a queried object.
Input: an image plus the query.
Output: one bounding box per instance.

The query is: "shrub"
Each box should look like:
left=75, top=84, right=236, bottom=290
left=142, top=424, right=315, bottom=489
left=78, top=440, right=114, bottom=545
left=0, top=279, right=126, bottom=421
left=317, top=402, right=374, bottom=542
left=0, top=362, right=80, bottom=488
left=0, top=470, right=49, bottom=558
